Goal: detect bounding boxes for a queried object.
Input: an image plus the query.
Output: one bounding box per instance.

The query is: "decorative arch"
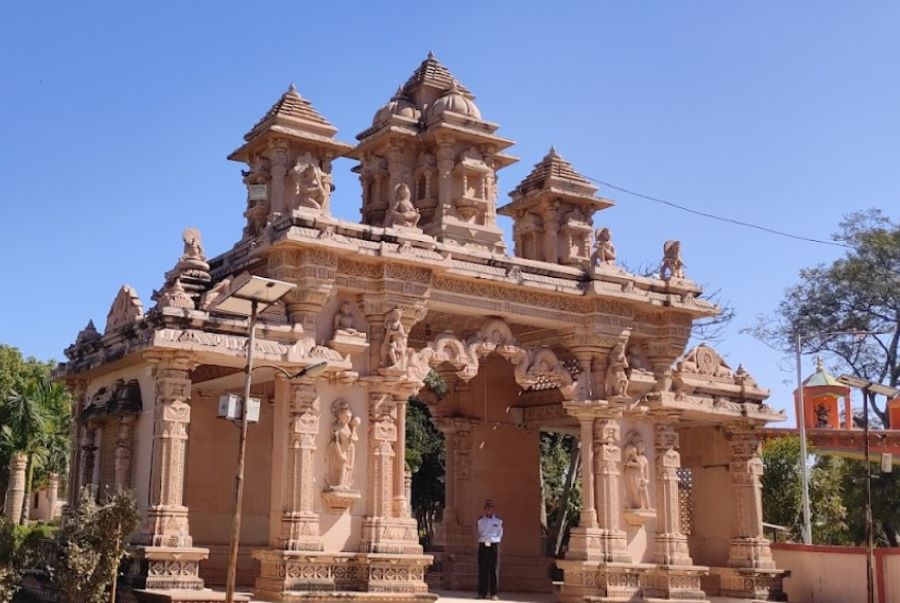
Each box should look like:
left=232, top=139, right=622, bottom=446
left=404, top=317, right=575, bottom=400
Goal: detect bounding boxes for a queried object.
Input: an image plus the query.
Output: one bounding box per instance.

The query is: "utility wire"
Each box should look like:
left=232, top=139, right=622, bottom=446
left=585, top=176, right=853, bottom=250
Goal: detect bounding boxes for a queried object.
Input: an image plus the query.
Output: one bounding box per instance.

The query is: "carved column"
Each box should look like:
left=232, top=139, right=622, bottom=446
left=362, top=392, right=397, bottom=551
left=592, top=414, right=629, bottom=562
left=268, top=141, right=288, bottom=217
left=3, top=453, right=27, bottom=523
left=653, top=419, right=692, bottom=566
left=394, top=395, right=408, bottom=517
left=564, top=407, right=602, bottom=561
left=127, top=352, right=206, bottom=592
left=114, top=415, right=136, bottom=491
left=66, top=381, right=88, bottom=510
left=726, top=428, right=774, bottom=570
left=280, top=380, right=323, bottom=551
left=437, top=139, right=456, bottom=214
left=80, top=421, right=98, bottom=499
left=269, top=249, right=336, bottom=331
left=541, top=202, right=559, bottom=263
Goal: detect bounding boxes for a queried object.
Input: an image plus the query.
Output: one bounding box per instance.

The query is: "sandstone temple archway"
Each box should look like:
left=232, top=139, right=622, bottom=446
left=59, top=53, right=787, bottom=603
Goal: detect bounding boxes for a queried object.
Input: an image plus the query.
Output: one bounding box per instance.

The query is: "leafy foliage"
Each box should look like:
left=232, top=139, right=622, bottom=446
left=0, top=345, right=71, bottom=524
left=406, top=397, right=444, bottom=546
left=540, top=432, right=580, bottom=556
left=747, top=210, right=900, bottom=425
left=51, top=489, right=140, bottom=603
left=0, top=519, right=56, bottom=602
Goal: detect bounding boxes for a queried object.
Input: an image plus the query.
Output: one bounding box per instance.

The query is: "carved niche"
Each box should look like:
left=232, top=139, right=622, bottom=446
left=322, top=399, right=362, bottom=509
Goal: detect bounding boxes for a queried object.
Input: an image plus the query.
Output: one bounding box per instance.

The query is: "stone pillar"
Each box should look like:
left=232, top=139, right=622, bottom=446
left=394, top=396, right=408, bottom=517
left=114, top=415, right=136, bottom=491
left=593, top=414, right=629, bottom=562
left=437, top=139, right=456, bottom=214
left=127, top=352, right=207, bottom=592
left=66, top=382, right=87, bottom=510
left=541, top=203, right=559, bottom=263
left=3, top=453, right=27, bottom=523
left=279, top=380, right=322, bottom=551
left=726, top=428, right=774, bottom=570
left=80, top=422, right=98, bottom=499
left=565, top=408, right=602, bottom=561
left=653, top=420, right=692, bottom=566
left=268, top=141, right=288, bottom=217
left=47, top=473, right=60, bottom=520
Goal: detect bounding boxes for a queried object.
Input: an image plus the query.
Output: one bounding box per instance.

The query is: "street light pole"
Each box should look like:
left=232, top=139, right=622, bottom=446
left=794, top=334, right=813, bottom=545
left=863, top=385, right=875, bottom=603
left=224, top=299, right=258, bottom=603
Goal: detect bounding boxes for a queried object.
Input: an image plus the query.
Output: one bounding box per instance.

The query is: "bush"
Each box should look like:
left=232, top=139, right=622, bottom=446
left=50, top=489, right=140, bottom=603
left=0, top=519, right=56, bottom=603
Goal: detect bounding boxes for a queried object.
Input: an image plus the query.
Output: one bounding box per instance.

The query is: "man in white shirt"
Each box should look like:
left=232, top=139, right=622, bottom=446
left=475, top=499, right=503, bottom=600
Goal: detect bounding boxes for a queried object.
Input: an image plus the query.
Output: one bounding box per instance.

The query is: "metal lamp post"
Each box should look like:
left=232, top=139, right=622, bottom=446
left=210, top=275, right=328, bottom=603
left=837, top=375, right=900, bottom=603
left=793, top=330, right=889, bottom=546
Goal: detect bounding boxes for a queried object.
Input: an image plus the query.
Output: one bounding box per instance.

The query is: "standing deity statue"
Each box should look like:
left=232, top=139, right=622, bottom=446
left=291, top=160, right=327, bottom=210
left=623, top=432, right=652, bottom=510
left=380, top=308, right=407, bottom=369
left=181, top=228, right=206, bottom=262
left=660, top=240, right=686, bottom=280
left=605, top=342, right=630, bottom=398
left=325, top=399, right=361, bottom=490
left=592, top=227, right=616, bottom=267
left=385, top=182, right=420, bottom=228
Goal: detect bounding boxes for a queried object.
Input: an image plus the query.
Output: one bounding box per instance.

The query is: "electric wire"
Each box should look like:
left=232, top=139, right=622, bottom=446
left=584, top=176, right=854, bottom=250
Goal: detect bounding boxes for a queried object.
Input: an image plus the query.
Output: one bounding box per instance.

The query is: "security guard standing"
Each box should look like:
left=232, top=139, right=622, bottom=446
left=475, top=499, right=503, bottom=600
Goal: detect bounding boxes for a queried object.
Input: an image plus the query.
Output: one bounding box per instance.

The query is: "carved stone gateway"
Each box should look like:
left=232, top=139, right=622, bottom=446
left=59, top=53, right=787, bottom=603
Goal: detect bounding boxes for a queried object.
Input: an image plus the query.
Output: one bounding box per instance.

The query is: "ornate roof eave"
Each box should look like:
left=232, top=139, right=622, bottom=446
left=645, top=394, right=785, bottom=425
left=349, top=122, right=421, bottom=158
left=228, top=126, right=354, bottom=163
left=421, top=115, right=516, bottom=152
left=498, top=188, right=614, bottom=217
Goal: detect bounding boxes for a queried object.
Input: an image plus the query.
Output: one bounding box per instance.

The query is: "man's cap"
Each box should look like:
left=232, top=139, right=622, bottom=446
left=484, top=499, right=495, bottom=507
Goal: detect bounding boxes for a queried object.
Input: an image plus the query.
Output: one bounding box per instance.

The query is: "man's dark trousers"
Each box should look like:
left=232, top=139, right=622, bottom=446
left=477, top=542, right=499, bottom=597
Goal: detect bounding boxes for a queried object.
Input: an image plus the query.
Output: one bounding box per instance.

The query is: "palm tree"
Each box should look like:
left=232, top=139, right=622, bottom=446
left=1, top=376, right=69, bottom=524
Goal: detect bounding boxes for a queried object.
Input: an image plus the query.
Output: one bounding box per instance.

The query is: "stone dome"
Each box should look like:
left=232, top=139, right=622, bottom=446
left=372, top=88, right=420, bottom=125
left=426, top=81, right=481, bottom=120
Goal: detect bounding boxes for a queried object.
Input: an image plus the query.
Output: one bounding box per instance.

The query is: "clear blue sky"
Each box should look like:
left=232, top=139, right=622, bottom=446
left=2, top=2, right=898, bottom=423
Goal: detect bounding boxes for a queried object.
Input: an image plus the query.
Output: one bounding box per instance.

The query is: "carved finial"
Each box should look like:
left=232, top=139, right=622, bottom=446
left=815, top=355, right=825, bottom=372
left=288, top=82, right=297, bottom=93
left=548, top=145, right=558, bottom=157
left=427, top=50, right=436, bottom=59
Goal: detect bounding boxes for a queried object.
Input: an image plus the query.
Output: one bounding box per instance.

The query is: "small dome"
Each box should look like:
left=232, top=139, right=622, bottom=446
left=373, top=87, right=420, bottom=125
left=427, top=81, right=481, bottom=120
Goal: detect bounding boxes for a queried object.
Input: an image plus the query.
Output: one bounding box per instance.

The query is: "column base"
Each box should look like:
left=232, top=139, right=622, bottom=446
left=727, top=537, right=776, bottom=570
left=655, top=533, right=693, bottom=566
left=559, top=560, right=711, bottom=603
left=253, top=549, right=433, bottom=600
left=360, top=517, right=422, bottom=554
left=430, top=517, right=471, bottom=554
left=566, top=526, right=630, bottom=562
left=124, top=546, right=209, bottom=591
left=138, top=506, right=193, bottom=547
left=705, top=567, right=788, bottom=601
left=280, top=512, right=324, bottom=552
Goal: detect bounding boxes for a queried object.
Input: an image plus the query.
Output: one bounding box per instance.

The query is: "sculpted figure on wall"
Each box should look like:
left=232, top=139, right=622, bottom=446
left=660, top=240, right=685, bottom=280
left=591, top=227, right=616, bottom=267
left=325, top=399, right=361, bottom=490
left=385, top=183, right=420, bottom=228
left=291, top=158, right=328, bottom=211
left=623, top=431, right=652, bottom=510
left=605, top=342, right=630, bottom=398
left=333, top=302, right=360, bottom=336
left=381, top=308, right=407, bottom=369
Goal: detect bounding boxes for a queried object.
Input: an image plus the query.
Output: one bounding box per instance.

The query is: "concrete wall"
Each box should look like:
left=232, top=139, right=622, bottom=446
left=772, top=543, right=900, bottom=603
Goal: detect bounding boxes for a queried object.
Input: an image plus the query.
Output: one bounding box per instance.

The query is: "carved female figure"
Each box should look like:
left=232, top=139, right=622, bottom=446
left=380, top=308, right=407, bottom=369
left=623, top=432, right=652, bottom=510
left=605, top=342, right=630, bottom=398
left=385, top=182, right=420, bottom=228
left=592, top=227, right=616, bottom=267
left=325, top=399, right=361, bottom=490
left=292, top=161, right=327, bottom=210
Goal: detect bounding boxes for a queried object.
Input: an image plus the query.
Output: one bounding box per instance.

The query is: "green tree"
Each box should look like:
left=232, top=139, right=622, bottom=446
left=406, top=397, right=444, bottom=546
left=748, top=210, right=900, bottom=426
left=761, top=436, right=803, bottom=540
left=1, top=376, right=71, bottom=524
